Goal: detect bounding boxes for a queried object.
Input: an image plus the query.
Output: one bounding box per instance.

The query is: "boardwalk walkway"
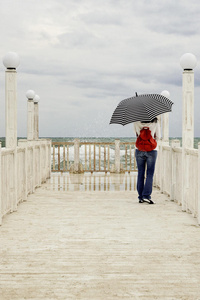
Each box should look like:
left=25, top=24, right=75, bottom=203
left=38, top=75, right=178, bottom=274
left=1, top=173, right=200, bottom=299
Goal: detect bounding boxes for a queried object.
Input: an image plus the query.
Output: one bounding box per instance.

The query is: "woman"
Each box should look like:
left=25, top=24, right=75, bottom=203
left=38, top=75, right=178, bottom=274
left=134, top=118, right=161, bottom=204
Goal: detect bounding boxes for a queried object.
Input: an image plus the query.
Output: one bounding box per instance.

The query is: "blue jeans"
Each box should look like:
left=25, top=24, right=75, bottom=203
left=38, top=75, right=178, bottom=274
left=135, top=149, right=157, bottom=200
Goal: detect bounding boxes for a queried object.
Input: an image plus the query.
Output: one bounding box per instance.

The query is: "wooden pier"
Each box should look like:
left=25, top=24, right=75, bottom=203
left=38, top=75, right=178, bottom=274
left=1, top=173, right=200, bottom=299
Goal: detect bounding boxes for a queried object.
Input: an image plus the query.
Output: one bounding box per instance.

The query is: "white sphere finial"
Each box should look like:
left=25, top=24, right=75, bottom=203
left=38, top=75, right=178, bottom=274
left=26, top=90, right=35, bottom=100
left=180, top=53, right=197, bottom=70
left=3, top=52, right=20, bottom=69
left=161, top=90, right=170, bottom=99
left=33, top=95, right=40, bottom=103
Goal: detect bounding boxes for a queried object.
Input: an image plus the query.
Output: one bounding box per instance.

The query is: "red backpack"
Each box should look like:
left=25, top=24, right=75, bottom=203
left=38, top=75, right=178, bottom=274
left=136, top=127, right=157, bottom=152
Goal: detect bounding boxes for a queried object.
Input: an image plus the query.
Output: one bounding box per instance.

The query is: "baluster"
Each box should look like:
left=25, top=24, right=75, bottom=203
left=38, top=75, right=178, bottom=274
left=94, top=145, right=96, bottom=171
left=85, top=144, right=87, bottom=171
left=125, top=144, right=127, bottom=171
left=67, top=145, right=69, bottom=171
left=89, top=145, right=91, bottom=171
left=53, top=145, right=55, bottom=171
left=99, top=144, right=101, bottom=171
left=108, top=146, right=110, bottom=171
left=134, top=147, right=137, bottom=171
left=63, top=145, right=65, bottom=171
left=129, top=145, right=132, bottom=172
left=104, top=145, right=106, bottom=172
left=58, top=146, right=60, bottom=171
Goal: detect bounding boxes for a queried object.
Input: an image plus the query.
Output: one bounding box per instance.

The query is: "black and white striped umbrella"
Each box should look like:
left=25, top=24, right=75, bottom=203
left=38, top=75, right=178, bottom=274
left=110, top=93, right=174, bottom=126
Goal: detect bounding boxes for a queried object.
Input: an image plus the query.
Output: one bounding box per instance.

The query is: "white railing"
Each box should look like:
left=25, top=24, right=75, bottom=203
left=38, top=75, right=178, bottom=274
left=51, top=139, right=137, bottom=173
left=0, top=139, right=51, bottom=225
left=154, top=140, right=200, bottom=223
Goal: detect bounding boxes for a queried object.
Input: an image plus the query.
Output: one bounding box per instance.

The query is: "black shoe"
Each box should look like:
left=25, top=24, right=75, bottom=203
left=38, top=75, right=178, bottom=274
left=143, top=199, right=155, bottom=204
left=139, top=199, right=144, bottom=203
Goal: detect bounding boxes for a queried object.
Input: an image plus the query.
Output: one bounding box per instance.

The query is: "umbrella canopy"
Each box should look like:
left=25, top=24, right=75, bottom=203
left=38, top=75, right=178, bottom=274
left=110, top=93, right=174, bottom=126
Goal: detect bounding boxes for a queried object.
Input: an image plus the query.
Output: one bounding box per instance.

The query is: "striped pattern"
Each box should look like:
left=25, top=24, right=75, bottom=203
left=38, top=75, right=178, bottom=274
left=110, top=94, right=174, bottom=126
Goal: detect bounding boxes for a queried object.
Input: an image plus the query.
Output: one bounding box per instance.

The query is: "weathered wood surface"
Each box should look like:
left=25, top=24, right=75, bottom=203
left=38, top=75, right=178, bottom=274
left=0, top=173, right=200, bottom=299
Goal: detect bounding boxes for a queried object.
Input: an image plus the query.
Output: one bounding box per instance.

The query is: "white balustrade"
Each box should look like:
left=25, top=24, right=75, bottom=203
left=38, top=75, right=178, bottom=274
left=0, top=139, right=51, bottom=224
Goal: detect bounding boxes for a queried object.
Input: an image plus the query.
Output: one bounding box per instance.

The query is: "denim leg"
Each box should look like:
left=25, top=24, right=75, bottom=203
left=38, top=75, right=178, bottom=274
left=142, top=151, right=157, bottom=199
left=135, top=150, right=146, bottom=200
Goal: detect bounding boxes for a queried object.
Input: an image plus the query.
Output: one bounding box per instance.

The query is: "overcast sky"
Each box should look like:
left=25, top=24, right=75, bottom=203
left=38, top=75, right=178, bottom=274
left=0, top=0, right=200, bottom=138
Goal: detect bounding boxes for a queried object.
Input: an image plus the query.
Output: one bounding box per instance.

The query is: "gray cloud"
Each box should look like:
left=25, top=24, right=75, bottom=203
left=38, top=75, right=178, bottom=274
left=0, top=0, right=200, bottom=138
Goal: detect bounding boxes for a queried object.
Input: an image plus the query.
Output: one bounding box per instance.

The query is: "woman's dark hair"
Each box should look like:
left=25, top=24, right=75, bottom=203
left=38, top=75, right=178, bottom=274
left=141, top=117, right=158, bottom=123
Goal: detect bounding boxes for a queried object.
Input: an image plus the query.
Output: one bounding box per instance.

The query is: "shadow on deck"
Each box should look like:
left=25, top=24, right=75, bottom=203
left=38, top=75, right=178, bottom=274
left=0, top=173, right=200, bottom=299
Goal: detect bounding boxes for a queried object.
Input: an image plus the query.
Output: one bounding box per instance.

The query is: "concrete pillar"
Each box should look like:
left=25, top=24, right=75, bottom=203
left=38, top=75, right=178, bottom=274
left=34, top=102, right=39, bottom=140
left=182, top=70, right=195, bottom=148
left=162, top=113, right=169, bottom=142
left=3, top=52, right=20, bottom=148
left=180, top=53, right=197, bottom=211
left=180, top=53, right=197, bottom=149
left=161, top=90, right=170, bottom=143
left=27, top=100, right=34, bottom=140
left=115, top=139, right=121, bottom=173
left=33, top=95, right=40, bottom=140
left=5, top=69, right=18, bottom=148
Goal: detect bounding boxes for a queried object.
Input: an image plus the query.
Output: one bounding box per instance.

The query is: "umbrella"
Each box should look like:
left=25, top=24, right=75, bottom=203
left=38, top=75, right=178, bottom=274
left=109, top=93, right=174, bottom=126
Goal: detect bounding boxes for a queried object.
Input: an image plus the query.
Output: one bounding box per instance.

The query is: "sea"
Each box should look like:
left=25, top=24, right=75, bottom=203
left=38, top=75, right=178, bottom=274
left=1, top=137, right=200, bottom=148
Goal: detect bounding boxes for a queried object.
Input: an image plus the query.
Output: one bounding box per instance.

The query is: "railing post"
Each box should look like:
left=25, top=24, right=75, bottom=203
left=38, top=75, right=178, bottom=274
left=48, top=140, right=52, bottom=178
left=0, top=142, right=2, bottom=225
left=18, top=140, right=28, bottom=201
left=170, top=140, right=180, bottom=201
left=115, top=139, right=121, bottom=173
left=198, top=143, right=200, bottom=225
left=13, top=147, right=18, bottom=211
left=45, top=140, right=51, bottom=179
left=32, top=142, right=36, bottom=192
left=74, top=138, right=80, bottom=173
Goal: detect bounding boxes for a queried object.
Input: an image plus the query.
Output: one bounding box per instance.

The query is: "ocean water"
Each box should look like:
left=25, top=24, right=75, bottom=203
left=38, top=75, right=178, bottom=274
left=0, top=137, right=200, bottom=148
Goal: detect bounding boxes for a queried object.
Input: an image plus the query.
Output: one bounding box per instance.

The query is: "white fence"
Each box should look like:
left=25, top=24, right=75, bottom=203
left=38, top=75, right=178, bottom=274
left=0, top=139, right=51, bottom=225
left=154, top=140, right=200, bottom=223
